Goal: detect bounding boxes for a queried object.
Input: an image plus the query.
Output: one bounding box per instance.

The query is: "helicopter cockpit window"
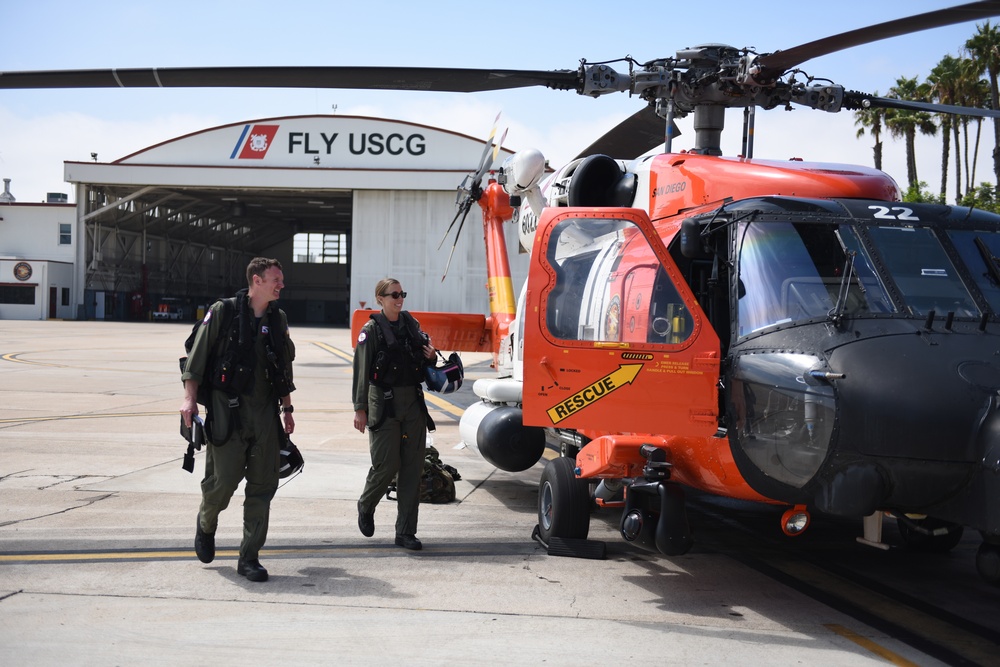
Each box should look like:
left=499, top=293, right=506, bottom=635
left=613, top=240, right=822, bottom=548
left=545, top=217, right=692, bottom=345
left=945, top=229, right=1000, bottom=314
left=867, top=226, right=979, bottom=318
left=736, top=221, right=893, bottom=336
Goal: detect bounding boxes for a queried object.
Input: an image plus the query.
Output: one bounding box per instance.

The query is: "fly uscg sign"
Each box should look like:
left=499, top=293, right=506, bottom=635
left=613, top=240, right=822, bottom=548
left=119, top=115, right=486, bottom=170
left=230, top=122, right=428, bottom=161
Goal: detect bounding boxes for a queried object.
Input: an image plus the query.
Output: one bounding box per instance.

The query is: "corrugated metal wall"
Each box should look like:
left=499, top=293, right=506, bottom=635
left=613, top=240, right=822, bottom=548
left=350, top=189, right=528, bottom=316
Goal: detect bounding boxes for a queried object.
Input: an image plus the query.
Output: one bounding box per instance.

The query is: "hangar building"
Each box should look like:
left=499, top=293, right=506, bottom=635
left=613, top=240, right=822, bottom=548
left=0, top=115, right=530, bottom=323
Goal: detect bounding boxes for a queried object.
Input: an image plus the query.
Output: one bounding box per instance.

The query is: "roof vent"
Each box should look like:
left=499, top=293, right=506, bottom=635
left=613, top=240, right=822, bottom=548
left=0, top=178, right=15, bottom=204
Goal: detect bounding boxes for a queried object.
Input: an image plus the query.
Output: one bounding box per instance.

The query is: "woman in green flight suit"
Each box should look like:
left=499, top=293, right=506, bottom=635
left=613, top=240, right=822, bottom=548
left=352, top=278, right=435, bottom=550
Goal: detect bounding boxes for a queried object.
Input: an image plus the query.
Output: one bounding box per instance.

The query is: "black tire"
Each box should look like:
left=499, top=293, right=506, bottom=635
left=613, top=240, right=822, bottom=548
left=537, top=457, right=591, bottom=543
left=897, top=517, right=964, bottom=553
left=976, top=542, right=1000, bottom=585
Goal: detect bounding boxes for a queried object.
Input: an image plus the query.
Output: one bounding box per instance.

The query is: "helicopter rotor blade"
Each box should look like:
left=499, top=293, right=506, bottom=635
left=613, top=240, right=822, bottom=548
left=844, top=93, right=1000, bottom=119
left=0, top=65, right=580, bottom=92
left=491, top=128, right=508, bottom=167
left=756, top=1, right=1000, bottom=77
left=573, top=105, right=676, bottom=160
left=440, top=205, right=473, bottom=282
left=438, top=201, right=469, bottom=251
left=471, top=113, right=501, bottom=182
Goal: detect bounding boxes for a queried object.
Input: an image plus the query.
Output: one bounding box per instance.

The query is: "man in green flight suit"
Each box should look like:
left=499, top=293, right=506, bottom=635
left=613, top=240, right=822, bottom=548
left=180, top=257, right=296, bottom=582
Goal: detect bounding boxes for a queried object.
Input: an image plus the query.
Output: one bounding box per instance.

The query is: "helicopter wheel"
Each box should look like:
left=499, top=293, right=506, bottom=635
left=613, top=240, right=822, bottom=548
left=896, top=517, right=964, bottom=553
left=976, top=542, right=1000, bottom=586
left=537, top=457, right=591, bottom=544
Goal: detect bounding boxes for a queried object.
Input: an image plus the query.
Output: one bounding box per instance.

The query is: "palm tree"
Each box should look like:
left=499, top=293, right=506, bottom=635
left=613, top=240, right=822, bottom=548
left=927, top=55, right=963, bottom=201
left=961, top=70, right=991, bottom=194
left=965, top=21, right=1000, bottom=191
left=854, top=92, right=886, bottom=171
left=886, top=76, right=938, bottom=191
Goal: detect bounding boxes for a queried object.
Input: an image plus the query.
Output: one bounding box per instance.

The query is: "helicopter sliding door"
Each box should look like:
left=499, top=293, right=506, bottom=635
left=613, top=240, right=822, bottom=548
left=522, top=208, right=720, bottom=435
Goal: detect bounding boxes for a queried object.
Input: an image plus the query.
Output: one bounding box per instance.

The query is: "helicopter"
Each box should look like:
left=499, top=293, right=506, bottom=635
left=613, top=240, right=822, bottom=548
left=6, top=2, right=1000, bottom=583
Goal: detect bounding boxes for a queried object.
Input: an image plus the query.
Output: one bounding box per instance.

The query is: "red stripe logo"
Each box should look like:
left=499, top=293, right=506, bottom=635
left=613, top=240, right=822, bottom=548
left=234, top=124, right=280, bottom=159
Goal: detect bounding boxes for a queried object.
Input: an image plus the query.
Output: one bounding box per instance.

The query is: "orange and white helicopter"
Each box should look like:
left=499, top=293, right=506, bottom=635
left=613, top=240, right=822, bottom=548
left=7, top=1, right=1000, bottom=583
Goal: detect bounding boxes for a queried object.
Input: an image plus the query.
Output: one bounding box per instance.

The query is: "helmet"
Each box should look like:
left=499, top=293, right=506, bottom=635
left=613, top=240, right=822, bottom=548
left=424, top=352, right=464, bottom=394
left=279, top=438, right=304, bottom=478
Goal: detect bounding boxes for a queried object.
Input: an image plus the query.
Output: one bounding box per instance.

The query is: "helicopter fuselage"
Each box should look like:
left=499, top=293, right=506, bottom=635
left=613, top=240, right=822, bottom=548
left=509, top=151, right=1000, bottom=548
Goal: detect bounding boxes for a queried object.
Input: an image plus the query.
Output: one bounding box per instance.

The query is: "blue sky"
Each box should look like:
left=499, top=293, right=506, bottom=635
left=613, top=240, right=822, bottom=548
left=1, top=0, right=996, bottom=203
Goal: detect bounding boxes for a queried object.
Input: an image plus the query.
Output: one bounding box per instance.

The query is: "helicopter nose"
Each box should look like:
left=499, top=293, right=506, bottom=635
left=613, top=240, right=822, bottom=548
left=818, top=333, right=1000, bottom=515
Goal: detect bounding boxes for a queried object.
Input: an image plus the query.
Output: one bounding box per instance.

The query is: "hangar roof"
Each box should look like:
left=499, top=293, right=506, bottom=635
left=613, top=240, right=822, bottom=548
left=65, top=115, right=513, bottom=251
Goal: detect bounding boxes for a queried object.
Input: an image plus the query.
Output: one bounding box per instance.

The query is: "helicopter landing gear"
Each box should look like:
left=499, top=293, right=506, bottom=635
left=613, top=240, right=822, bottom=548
left=537, top=457, right=591, bottom=544
left=895, top=516, right=964, bottom=553
left=976, top=539, right=1000, bottom=586
left=618, top=445, right=693, bottom=556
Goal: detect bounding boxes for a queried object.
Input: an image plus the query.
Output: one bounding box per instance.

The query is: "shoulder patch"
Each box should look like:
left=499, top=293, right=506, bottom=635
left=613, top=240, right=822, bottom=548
left=357, top=330, right=368, bottom=344
left=202, top=310, right=213, bottom=324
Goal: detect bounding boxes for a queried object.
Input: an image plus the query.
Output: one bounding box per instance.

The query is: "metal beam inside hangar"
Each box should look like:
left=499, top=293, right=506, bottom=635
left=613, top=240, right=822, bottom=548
left=77, top=181, right=354, bottom=291
left=65, top=115, right=515, bottom=323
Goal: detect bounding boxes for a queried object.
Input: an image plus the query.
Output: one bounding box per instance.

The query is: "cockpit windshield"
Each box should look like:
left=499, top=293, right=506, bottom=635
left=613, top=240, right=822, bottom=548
left=736, top=218, right=987, bottom=337
left=947, top=230, right=1000, bottom=314
left=868, top=226, right=978, bottom=318
left=737, top=221, right=893, bottom=336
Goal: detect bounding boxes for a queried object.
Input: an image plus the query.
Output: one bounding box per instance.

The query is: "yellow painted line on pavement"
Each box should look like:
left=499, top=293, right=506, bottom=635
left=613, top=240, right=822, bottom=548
left=2, top=352, right=67, bottom=367
left=825, top=624, right=918, bottom=666
left=0, top=542, right=528, bottom=564
left=312, top=340, right=353, bottom=363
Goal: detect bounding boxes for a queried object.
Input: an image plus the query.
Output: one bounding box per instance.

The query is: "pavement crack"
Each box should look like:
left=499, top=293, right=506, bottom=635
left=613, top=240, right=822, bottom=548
left=0, top=492, right=116, bottom=527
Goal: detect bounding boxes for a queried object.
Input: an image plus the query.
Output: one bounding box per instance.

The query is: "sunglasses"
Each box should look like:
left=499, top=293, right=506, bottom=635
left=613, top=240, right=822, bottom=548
left=381, top=291, right=407, bottom=299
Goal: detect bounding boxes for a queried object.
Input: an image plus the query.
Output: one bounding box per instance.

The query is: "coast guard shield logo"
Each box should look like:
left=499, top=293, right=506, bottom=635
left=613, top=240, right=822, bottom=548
left=231, top=124, right=280, bottom=160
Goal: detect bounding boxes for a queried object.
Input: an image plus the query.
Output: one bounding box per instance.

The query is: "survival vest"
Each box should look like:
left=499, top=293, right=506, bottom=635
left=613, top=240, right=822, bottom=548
left=179, top=297, right=236, bottom=407
left=369, top=311, right=427, bottom=388
left=179, top=291, right=294, bottom=442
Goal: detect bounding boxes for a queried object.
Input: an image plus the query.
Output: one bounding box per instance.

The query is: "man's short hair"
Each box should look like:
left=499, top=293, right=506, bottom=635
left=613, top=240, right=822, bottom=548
left=247, top=257, right=282, bottom=285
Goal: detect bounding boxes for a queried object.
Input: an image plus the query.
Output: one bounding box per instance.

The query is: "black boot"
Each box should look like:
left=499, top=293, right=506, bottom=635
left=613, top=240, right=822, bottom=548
left=237, top=557, right=268, bottom=582
left=195, top=514, right=215, bottom=564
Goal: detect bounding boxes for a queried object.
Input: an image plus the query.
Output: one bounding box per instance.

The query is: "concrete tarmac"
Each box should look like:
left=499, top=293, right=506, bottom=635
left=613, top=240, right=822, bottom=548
left=0, top=320, right=945, bottom=666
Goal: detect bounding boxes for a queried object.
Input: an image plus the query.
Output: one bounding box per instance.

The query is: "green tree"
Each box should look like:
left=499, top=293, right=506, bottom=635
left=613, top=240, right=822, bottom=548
left=960, top=182, right=1000, bottom=213
left=853, top=92, right=886, bottom=171
left=886, top=76, right=938, bottom=191
left=927, top=56, right=963, bottom=201
left=901, top=181, right=943, bottom=205
left=965, top=21, right=1000, bottom=191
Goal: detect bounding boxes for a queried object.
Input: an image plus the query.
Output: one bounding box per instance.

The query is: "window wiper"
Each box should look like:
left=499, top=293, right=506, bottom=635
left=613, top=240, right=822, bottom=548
left=829, top=251, right=859, bottom=328
left=975, top=236, right=1000, bottom=288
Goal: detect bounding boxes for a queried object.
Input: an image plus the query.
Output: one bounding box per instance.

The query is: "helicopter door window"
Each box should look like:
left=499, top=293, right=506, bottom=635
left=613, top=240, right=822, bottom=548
left=545, top=217, right=691, bottom=345
left=868, top=226, right=979, bottom=318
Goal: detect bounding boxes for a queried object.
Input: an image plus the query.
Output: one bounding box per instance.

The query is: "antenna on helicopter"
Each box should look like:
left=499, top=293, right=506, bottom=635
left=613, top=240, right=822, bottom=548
left=439, top=115, right=507, bottom=281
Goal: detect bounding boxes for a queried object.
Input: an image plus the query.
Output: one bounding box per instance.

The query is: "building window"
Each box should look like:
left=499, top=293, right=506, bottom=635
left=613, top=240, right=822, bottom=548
left=293, top=232, right=348, bottom=264
left=62, top=287, right=70, bottom=306
left=0, top=285, right=36, bottom=304
left=59, top=223, right=72, bottom=245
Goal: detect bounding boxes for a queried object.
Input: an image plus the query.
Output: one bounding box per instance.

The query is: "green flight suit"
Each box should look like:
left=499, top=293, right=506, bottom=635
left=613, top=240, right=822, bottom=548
left=182, top=295, right=295, bottom=561
left=353, top=316, right=427, bottom=537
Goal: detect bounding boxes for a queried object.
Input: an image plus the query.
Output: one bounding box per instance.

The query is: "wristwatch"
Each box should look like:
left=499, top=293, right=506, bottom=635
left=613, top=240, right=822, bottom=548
left=281, top=405, right=294, bottom=414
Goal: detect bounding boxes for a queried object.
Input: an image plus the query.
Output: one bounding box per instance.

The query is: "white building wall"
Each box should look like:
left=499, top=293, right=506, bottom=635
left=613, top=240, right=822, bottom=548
left=350, top=190, right=528, bottom=315
left=0, top=202, right=78, bottom=320
left=0, top=203, right=77, bottom=261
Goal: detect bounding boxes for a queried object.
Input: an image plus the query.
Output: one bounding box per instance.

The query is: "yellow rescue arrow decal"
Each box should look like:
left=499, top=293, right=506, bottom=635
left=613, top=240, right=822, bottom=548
left=546, top=363, right=643, bottom=424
